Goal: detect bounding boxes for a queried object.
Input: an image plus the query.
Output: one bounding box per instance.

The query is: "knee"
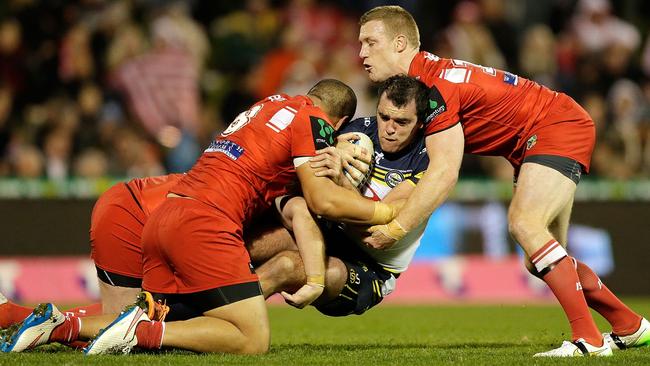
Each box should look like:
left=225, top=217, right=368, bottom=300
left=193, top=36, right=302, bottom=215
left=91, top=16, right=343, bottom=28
left=239, top=336, right=270, bottom=355
left=507, top=209, right=537, bottom=242
left=273, top=250, right=302, bottom=278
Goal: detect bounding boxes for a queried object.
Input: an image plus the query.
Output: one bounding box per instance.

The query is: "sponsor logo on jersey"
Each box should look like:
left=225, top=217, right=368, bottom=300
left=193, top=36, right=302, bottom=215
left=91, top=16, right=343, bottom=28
left=425, top=86, right=447, bottom=124
left=526, top=135, right=537, bottom=150
left=385, top=170, right=405, bottom=188
left=503, top=72, right=518, bottom=86
left=374, top=151, right=384, bottom=164
left=204, top=140, right=244, bottom=160
left=310, top=116, right=335, bottom=149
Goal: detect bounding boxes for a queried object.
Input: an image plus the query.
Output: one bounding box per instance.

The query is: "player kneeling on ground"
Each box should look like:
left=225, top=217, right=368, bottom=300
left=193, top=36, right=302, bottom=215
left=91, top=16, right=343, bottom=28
left=1, top=79, right=402, bottom=355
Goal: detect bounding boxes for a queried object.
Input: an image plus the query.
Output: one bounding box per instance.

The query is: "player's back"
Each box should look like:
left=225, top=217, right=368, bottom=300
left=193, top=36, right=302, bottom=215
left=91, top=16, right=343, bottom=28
left=126, top=173, right=185, bottom=216
left=172, top=94, right=331, bottom=224
left=410, top=51, right=559, bottom=159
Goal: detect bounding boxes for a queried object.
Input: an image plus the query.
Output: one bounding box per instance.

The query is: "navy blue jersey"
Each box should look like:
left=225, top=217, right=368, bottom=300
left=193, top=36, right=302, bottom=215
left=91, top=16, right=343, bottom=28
left=339, top=116, right=428, bottom=200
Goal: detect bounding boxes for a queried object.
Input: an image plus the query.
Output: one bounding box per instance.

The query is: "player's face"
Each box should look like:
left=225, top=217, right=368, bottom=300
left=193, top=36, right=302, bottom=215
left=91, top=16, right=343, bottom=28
left=359, top=20, right=401, bottom=82
left=376, top=94, right=421, bottom=153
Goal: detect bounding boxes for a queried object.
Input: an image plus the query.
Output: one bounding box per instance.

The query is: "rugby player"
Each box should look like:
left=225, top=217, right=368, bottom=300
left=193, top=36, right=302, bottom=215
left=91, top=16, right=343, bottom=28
left=0, top=174, right=184, bottom=330
left=255, top=74, right=430, bottom=315
left=1, top=79, right=401, bottom=355
left=357, top=5, right=648, bottom=357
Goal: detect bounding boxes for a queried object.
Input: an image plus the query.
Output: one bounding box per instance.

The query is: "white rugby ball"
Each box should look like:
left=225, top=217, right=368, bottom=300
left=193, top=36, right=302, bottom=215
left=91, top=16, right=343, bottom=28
left=338, top=132, right=374, bottom=188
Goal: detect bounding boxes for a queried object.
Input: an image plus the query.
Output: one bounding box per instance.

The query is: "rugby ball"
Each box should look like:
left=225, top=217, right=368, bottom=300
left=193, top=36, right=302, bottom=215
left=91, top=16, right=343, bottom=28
left=337, top=132, right=374, bottom=188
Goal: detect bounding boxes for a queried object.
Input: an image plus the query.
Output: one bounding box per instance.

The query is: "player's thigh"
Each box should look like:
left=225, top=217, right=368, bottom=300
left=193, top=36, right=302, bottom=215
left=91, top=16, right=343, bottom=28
left=91, top=204, right=145, bottom=279
left=245, top=223, right=296, bottom=264
left=509, top=162, right=577, bottom=230
left=98, top=281, right=141, bottom=314
left=203, top=295, right=269, bottom=342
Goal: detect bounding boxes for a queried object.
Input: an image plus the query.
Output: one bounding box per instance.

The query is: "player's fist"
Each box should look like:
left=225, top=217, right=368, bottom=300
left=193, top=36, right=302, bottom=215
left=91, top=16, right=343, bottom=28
left=281, top=282, right=325, bottom=309
left=335, top=132, right=374, bottom=188
left=310, top=146, right=344, bottom=185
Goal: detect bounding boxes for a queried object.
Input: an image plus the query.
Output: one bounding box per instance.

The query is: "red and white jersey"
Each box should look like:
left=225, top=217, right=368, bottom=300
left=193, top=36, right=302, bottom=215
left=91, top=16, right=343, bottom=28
left=171, top=94, right=335, bottom=224
left=125, top=173, right=185, bottom=216
left=409, top=51, right=560, bottom=161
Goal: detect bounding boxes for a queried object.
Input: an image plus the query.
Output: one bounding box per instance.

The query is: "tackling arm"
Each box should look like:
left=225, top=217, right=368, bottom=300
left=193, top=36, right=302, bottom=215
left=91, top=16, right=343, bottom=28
left=365, top=123, right=465, bottom=249
left=296, top=162, right=396, bottom=225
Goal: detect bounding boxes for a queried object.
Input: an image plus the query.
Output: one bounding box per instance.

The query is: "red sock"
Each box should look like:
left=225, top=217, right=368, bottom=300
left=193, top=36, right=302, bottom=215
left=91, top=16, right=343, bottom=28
left=0, top=301, right=35, bottom=328
left=532, top=241, right=602, bottom=346
left=135, top=321, right=164, bottom=350
left=574, top=259, right=642, bottom=335
left=63, top=303, right=103, bottom=317
left=49, top=315, right=81, bottom=343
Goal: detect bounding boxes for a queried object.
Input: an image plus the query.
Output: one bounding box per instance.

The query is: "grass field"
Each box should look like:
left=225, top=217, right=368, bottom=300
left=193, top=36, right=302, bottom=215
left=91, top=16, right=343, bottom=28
left=2, top=299, right=650, bottom=365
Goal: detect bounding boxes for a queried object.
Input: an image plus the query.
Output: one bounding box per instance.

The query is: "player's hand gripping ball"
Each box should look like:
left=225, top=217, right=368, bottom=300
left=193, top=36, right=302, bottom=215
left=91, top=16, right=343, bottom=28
left=336, top=132, right=374, bottom=188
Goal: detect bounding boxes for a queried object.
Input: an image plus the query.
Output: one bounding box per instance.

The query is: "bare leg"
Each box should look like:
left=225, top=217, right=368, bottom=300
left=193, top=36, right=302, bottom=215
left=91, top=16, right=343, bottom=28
left=161, top=295, right=269, bottom=354
left=246, top=225, right=297, bottom=264
left=509, top=162, right=601, bottom=347
left=257, top=250, right=347, bottom=303
left=98, top=281, right=141, bottom=314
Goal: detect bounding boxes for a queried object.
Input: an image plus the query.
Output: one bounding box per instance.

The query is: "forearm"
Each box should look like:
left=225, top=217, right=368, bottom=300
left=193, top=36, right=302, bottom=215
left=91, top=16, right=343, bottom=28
left=292, top=211, right=325, bottom=285
left=395, top=168, right=457, bottom=231
left=314, top=186, right=394, bottom=225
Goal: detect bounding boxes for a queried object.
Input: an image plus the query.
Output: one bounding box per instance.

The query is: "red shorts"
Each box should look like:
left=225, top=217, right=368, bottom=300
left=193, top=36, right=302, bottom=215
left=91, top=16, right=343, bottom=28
left=510, top=93, right=596, bottom=173
left=141, top=197, right=258, bottom=294
left=90, top=183, right=145, bottom=279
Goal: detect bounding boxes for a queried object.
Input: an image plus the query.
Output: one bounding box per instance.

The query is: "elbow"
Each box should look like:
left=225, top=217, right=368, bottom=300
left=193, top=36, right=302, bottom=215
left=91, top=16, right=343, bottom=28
left=306, top=196, right=337, bottom=218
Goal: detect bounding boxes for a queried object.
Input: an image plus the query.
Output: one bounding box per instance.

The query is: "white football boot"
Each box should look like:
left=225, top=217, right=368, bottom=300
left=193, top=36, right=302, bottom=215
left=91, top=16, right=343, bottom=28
left=84, top=292, right=154, bottom=355
left=1, top=303, right=65, bottom=352
left=604, top=317, right=650, bottom=350
left=533, top=338, right=613, bottom=357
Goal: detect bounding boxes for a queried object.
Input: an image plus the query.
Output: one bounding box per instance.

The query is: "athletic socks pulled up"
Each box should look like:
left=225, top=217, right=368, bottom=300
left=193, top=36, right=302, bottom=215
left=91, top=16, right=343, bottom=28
left=135, top=320, right=164, bottom=350
left=574, top=259, right=642, bottom=336
left=532, top=239, right=603, bottom=346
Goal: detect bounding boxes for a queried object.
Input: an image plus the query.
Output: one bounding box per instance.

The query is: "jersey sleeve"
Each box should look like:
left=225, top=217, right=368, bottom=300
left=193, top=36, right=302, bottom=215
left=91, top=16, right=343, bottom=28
left=423, top=80, right=461, bottom=136
left=290, top=108, right=336, bottom=166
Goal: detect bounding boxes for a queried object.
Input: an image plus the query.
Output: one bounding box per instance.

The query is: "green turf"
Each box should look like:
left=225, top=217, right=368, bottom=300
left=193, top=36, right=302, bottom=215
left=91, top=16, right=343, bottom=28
left=2, top=299, right=650, bottom=365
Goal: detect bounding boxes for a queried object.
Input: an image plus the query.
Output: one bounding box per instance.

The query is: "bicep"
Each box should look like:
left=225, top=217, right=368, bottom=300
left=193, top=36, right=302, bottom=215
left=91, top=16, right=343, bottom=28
left=425, top=122, right=464, bottom=174
left=296, top=162, right=337, bottom=207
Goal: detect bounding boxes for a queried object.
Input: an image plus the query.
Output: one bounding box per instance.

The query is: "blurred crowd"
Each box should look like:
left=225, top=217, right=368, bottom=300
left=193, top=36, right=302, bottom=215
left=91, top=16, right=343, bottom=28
left=1, top=0, right=650, bottom=180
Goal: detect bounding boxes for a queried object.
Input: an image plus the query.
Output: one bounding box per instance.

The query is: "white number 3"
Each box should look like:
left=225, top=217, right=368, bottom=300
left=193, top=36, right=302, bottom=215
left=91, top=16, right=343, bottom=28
left=222, top=104, right=263, bottom=136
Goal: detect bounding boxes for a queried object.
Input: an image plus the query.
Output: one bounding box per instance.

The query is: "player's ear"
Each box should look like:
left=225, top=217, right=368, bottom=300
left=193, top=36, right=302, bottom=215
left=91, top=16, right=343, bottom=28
left=395, top=34, right=408, bottom=52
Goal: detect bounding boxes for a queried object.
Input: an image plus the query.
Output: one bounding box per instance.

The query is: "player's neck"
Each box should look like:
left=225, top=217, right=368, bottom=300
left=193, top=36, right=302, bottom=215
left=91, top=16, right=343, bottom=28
left=399, top=48, right=419, bottom=74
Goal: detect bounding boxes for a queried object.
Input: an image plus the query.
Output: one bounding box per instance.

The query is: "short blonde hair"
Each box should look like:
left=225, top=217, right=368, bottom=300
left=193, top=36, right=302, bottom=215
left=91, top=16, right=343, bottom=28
left=360, top=6, right=420, bottom=49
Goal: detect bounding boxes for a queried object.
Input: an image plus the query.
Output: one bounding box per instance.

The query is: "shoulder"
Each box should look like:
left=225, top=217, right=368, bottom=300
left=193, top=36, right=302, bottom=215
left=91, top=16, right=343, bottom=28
left=340, top=116, right=376, bottom=134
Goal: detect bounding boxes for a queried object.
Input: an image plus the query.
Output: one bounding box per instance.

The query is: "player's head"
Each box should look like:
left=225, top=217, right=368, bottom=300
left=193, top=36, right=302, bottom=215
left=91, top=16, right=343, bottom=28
left=359, top=6, right=420, bottom=82
left=375, top=75, right=428, bottom=153
left=307, top=79, right=357, bottom=130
